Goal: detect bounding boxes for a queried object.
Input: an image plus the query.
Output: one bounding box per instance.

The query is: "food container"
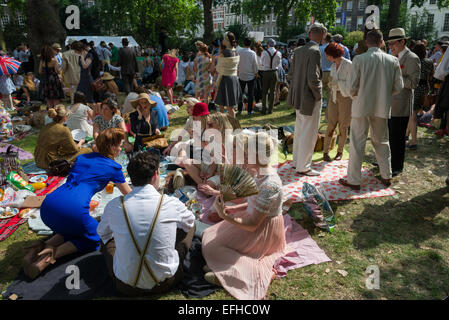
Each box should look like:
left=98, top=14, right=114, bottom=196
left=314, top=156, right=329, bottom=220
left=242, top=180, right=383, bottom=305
left=105, top=182, right=114, bottom=194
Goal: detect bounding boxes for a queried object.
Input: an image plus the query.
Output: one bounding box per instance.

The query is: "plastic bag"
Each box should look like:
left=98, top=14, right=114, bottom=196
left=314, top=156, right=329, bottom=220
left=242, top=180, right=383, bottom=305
left=7, top=171, right=35, bottom=192
left=302, top=182, right=336, bottom=232
left=0, top=187, right=35, bottom=208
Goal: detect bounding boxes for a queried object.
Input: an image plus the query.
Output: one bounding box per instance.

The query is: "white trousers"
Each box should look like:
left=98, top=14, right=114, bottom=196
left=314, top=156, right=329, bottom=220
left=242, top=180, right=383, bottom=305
left=292, top=102, right=322, bottom=172
left=347, top=116, right=392, bottom=185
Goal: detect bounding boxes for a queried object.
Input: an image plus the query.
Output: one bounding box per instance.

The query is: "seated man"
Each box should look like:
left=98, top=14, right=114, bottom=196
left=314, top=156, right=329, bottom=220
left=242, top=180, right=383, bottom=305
left=97, top=151, right=195, bottom=297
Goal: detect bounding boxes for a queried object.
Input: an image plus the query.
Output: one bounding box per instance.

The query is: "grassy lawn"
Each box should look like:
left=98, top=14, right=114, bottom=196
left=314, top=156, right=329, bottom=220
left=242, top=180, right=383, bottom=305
left=2, top=97, right=449, bottom=300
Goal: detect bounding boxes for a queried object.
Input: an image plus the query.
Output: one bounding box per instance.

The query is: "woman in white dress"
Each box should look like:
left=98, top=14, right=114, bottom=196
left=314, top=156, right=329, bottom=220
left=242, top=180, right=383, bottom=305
left=66, top=91, right=94, bottom=136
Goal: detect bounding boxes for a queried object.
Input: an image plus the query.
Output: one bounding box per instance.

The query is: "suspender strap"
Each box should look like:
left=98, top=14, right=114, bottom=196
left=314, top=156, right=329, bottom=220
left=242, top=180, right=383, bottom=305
left=120, top=193, right=164, bottom=287
left=266, top=49, right=278, bottom=70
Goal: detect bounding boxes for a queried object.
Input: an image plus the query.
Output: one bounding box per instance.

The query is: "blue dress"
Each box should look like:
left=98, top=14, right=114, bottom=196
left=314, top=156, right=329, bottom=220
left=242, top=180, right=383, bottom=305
left=150, top=94, right=169, bottom=128
left=40, top=153, right=125, bottom=253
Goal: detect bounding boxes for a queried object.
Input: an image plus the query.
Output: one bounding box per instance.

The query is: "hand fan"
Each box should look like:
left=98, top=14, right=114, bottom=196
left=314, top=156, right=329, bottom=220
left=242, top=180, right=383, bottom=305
left=219, top=164, right=259, bottom=201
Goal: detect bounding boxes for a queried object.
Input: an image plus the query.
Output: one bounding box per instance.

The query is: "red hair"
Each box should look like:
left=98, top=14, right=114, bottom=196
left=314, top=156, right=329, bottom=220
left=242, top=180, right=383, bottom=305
left=324, top=42, right=345, bottom=59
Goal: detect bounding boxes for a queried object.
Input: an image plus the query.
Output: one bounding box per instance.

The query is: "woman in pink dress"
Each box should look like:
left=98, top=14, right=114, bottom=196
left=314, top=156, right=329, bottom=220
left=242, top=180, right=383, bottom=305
left=161, top=49, right=179, bottom=105
left=202, top=132, right=287, bottom=300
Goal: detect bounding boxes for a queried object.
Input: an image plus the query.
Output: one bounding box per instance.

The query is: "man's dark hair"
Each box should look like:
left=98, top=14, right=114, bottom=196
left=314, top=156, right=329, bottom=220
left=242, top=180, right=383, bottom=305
left=244, top=37, right=252, bottom=47
left=366, top=29, right=383, bottom=46
left=127, top=151, right=160, bottom=186
left=122, top=38, right=129, bottom=46
left=325, top=33, right=332, bottom=43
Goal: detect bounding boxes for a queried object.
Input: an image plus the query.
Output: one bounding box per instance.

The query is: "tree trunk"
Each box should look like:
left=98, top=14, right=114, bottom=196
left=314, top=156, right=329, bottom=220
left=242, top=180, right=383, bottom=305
left=26, top=0, right=66, bottom=73
left=385, top=0, right=401, bottom=36
left=203, top=0, right=214, bottom=44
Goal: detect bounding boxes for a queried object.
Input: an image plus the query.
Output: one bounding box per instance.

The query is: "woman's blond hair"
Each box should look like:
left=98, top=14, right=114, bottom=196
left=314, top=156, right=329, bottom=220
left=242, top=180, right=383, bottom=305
left=185, top=97, right=200, bottom=108
left=233, top=131, right=275, bottom=167
left=48, top=104, right=69, bottom=123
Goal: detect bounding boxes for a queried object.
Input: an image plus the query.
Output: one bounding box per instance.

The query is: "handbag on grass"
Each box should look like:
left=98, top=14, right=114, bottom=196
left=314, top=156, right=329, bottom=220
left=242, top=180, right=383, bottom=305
left=0, top=145, right=20, bottom=186
left=91, top=78, right=107, bottom=92
left=314, top=124, right=337, bottom=153
left=142, top=134, right=169, bottom=149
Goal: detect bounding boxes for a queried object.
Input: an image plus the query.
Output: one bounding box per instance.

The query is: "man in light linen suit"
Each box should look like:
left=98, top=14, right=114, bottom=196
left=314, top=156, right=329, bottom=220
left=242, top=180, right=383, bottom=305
left=339, top=29, right=404, bottom=190
left=287, top=23, right=326, bottom=176
left=386, top=28, right=421, bottom=176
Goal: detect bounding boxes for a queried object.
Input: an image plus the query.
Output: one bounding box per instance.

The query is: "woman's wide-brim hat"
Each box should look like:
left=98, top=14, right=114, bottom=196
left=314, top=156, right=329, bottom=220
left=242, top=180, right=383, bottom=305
left=130, top=93, right=157, bottom=109
left=101, top=72, right=115, bottom=81
left=387, top=28, right=410, bottom=42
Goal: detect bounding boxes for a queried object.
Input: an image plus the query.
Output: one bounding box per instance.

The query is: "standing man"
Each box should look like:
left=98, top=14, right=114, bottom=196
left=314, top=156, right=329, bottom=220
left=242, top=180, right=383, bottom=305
left=18, top=44, right=31, bottom=74
left=62, top=41, right=81, bottom=104
left=339, top=30, right=404, bottom=190
left=109, top=42, right=119, bottom=66
left=287, top=23, right=326, bottom=176
left=386, top=28, right=421, bottom=176
left=260, top=38, right=282, bottom=115
left=118, top=38, right=138, bottom=95
left=319, top=33, right=333, bottom=108
left=237, top=37, right=258, bottom=116
left=98, top=41, right=112, bottom=72
left=333, top=34, right=351, bottom=60
left=52, top=43, right=63, bottom=69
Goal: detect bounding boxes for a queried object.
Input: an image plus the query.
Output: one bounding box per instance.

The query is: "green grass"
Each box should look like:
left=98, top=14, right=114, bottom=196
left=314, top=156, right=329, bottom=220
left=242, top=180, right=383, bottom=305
left=1, top=96, right=449, bottom=300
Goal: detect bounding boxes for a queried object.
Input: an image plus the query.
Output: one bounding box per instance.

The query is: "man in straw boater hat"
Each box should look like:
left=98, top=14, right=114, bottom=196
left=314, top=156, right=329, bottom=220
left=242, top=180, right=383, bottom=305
left=386, top=28, right=421, bottom=176
left=339, top=29, right=404, bottom=190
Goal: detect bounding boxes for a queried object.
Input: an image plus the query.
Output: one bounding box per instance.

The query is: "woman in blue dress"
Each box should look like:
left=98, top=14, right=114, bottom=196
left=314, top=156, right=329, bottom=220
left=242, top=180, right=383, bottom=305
left=23, top=128, right=132, bottom=280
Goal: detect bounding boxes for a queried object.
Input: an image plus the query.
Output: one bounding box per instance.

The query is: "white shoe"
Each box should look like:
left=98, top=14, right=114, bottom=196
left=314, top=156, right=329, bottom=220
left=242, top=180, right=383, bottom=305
left=204, top=272, right=221, bottom=286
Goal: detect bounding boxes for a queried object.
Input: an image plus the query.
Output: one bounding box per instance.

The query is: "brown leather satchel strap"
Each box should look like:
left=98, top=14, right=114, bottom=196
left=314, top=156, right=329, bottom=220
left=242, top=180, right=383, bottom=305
left=120, top=194, right=164, bottom=287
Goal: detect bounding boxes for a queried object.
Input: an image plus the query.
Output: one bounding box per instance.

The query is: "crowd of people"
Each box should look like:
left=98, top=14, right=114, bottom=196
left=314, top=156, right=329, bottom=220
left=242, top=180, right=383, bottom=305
left=2, top=21, right=449, bottom=301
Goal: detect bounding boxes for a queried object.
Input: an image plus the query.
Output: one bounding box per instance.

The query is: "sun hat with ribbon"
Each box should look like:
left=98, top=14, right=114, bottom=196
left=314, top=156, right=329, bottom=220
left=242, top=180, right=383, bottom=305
left=387, top=28, right=410, bottom=42
left=101, top=72, right=115, bottom=81
left=130, top=93, right=157, bottom=109
left=192, top=102, right=209, bottom=117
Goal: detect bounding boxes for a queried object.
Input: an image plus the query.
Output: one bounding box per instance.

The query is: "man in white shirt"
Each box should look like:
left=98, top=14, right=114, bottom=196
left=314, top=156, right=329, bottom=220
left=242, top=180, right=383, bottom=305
left=98, top=152, right=195, bottom=296
left=339, top=29, right=404, bottom=190
left=260, top=38, right=282, bottom=114
left=237, top=37, right=258, bottom=115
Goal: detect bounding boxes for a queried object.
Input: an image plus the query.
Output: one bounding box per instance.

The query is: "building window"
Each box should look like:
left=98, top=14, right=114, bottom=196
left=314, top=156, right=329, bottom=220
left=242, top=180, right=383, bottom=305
left=430, top=0, right=436, bottom=4
left=346, top=17, right=352, bottom=31
left=214, top=23, right=217, bottom=30
left=444, top=13, right=449, bottom=32
left=336, top=18, right=341, bottom=25
left=358, top=0, right=365, bottom=10
left=357, top=16, right=364, bottom=29
left=428, top=13, right=434, bottom=27
left=337, top=6, right=341, bottom=12
left=347, top=1, right=353, bottom=11
left=273, top=27, right=276, bottom=35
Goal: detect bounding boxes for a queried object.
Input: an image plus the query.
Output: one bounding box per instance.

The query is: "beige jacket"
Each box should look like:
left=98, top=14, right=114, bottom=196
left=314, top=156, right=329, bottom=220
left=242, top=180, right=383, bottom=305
left=349, top=47, right=404, bottom=119
left=329, top=57, right=352, bottom=103
left=62, top=50, right=81, bottom=85
left=287, top=41, right=322, bottom=116
left=391, top=48, right=421, bottom=117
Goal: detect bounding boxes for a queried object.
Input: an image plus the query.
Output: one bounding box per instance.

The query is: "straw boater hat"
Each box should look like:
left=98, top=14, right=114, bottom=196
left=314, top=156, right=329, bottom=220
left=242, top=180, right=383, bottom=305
left=130, top=93, right=157, bottom=109
left=52, top=43, right=62, bottom=51
left=101, top=72, right=115, bottom=81
left=387, top=28, right=410, bottom=43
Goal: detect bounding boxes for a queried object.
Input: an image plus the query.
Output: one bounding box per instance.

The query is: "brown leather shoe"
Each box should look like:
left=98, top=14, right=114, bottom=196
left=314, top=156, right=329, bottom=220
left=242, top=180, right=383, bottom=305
left=338, top=179, right=361, bottom=190
left=379, top=177, right=392, bottom=187
left=323, top=153, right=332, bottom=162
left=334, top=152, right=343, bottom=161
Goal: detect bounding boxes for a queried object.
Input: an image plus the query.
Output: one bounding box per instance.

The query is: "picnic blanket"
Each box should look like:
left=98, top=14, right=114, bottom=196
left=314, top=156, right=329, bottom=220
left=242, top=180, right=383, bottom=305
left=2, top=236, right=217, bottom=300
left=279, top=160, right=396, bottom=203
left=0, top=176, right=66, bottom=240
left=0, top=143, right=33, bottom=161
left=21, top=162, right=46, bottom=175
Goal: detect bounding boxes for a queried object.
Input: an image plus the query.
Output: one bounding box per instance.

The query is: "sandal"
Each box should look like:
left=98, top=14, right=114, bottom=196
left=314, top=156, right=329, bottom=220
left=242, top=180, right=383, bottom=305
left=23, top=244, right=57, bottom=280
left=334, top=152, right=343, bottom=161
left=323, top=153, right=332, bottom=162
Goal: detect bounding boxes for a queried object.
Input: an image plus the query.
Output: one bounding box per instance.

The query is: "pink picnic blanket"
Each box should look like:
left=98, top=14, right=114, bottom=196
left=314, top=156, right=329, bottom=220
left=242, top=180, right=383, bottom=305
left=279, top=160, right=396, bottom=203
left=0, top=143, right=34, bottom=161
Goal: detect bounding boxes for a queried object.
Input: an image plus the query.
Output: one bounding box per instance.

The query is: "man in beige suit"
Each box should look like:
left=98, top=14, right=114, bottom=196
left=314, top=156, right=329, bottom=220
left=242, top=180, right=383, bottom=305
left=62, top=40, right=81, bottom=104
left=287, top=23, right=326, bottom=176
left=339, top=30, right=404, bottom=190
left=386, top=28, right=421, bottom=177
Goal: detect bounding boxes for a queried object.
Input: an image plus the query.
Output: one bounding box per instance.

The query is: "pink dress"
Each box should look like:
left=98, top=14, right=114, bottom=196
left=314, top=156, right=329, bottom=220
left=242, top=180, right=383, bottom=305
left=161, top=54, right=179, bottom=88
left=202, top=172, right=287, bottom=300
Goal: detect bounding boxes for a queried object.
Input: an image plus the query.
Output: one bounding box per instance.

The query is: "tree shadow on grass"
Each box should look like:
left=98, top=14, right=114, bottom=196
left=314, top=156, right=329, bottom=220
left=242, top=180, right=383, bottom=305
left=361, top=253, right=449, bottom=300
left=351, top=187, right=449, bottom=250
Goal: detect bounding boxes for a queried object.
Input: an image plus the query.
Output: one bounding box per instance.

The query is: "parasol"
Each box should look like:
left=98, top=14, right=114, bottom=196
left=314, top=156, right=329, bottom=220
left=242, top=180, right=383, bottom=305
left=0, top=56, right=21, bottom=76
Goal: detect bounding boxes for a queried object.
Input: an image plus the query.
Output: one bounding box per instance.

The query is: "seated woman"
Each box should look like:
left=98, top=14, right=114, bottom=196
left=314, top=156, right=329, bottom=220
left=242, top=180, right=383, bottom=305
left=34, top=105, right=92, bottom=170
left=135, top=86, right=169, bottom=131
left=202, top=131, right=287, bottom=300
left=23, top=128, right=132, bottom=280
left=128, top=93, right=161, bottom=152
left=93, top=97, right=133, bottom=152
left=66, top=91, right=94, bottom=137
left=101, top=72, right=119, bottom=97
